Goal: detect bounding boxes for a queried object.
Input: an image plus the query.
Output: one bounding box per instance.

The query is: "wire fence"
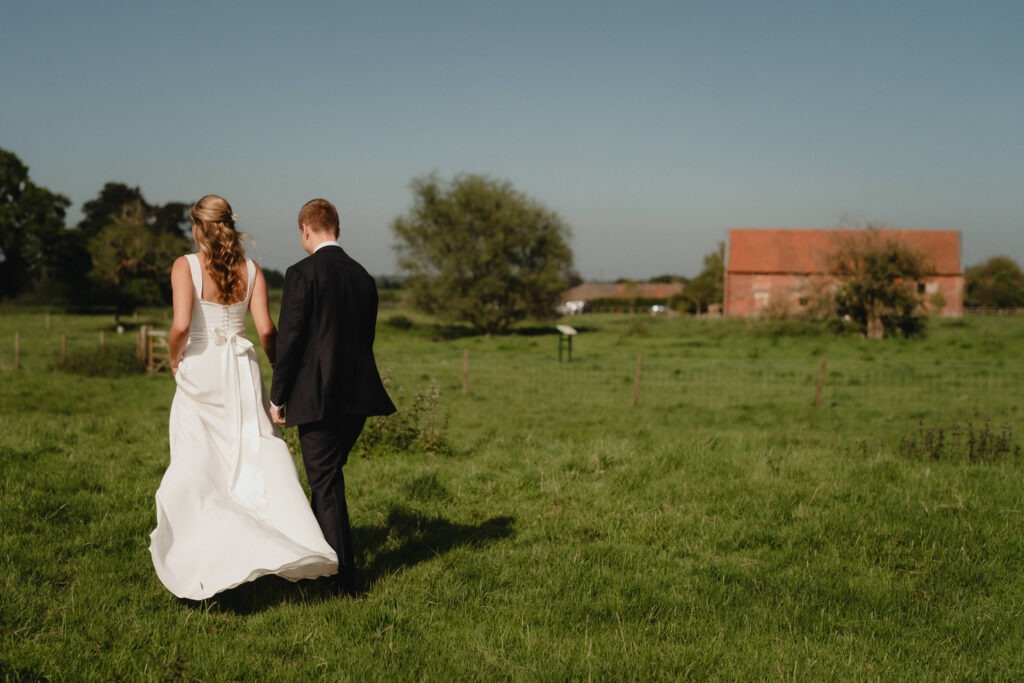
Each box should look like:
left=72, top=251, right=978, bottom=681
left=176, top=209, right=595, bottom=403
left=2, top=324, right=1020, bottom=423
left=0, top=328, right=141, bottom=373
left=376, top=348, right=1024, bottom=421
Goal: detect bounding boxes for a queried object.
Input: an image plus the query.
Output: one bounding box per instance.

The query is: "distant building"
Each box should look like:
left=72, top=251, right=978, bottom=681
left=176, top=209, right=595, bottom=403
left=724, top=228, right=964, bottom=317
left=559, top=282, right=684, bottom=314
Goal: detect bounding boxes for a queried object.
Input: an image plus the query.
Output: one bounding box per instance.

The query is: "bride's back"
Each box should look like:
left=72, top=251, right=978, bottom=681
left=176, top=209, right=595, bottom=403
left=183, top=255, right=254, bottom=347
left=195, top=253, right=249, bottom=305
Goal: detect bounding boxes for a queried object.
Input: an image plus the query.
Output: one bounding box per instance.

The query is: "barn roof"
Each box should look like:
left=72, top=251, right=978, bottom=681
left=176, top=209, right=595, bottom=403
left=727, top=229, right=962, bottom=275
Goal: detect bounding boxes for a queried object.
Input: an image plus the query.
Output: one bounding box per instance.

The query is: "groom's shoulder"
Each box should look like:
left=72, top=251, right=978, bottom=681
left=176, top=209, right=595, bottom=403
left=286, top=253, right=316, bottom=274
left=318, top=247, right=370, bottom=274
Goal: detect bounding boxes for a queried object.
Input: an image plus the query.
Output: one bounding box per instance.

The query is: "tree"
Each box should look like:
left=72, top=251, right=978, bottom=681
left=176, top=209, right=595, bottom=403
left=0, top=148, right=72, bottom=299
left=79, top=182, right=189, bottom=238
left=965, top=256, right=1024, bottom=309
left=0, top=153, right=191, bottom=304
left=150, top=201, right=191, bottom=236
left=88, top=199, right=189, bottom=315
left=78, top=183, right=146, bottom=239
left=828, top=227, right=932, bottom=339
left=78, top=185, right=192, bottom=311
left=676, top=242, right=724, bottom=314
left=392, top=173, right=574, bottom=334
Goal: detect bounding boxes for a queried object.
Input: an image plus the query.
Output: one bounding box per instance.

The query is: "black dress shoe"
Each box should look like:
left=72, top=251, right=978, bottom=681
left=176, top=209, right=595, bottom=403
left=333, top=572, right=356, bottom=596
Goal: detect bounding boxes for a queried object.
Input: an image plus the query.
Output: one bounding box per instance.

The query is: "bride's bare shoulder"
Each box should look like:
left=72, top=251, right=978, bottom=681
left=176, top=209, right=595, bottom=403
left=171, top=254, right=192, bottom=273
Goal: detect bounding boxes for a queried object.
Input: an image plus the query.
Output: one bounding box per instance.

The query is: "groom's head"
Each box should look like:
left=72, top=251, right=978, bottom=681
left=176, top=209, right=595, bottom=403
left=298, top=198, right=340, bottom=253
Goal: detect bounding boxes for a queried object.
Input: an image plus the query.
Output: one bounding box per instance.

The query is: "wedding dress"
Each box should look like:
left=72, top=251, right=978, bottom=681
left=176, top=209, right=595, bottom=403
left=149, top=254, right=337, bottom=600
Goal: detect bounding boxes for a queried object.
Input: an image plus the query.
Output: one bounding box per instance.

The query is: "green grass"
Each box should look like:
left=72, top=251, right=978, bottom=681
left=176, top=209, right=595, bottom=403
left=2, top=304, right=1024, bottom=680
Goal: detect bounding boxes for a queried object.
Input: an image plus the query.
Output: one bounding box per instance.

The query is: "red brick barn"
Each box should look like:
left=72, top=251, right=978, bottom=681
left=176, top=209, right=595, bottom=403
left=724, top=229, right=964, bottom=317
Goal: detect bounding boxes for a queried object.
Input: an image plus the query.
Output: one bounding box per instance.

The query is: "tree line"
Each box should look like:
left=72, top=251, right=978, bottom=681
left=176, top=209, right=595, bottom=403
left=0, top=149, right=577, bottom=334
left=1, top=148, right=192, bottom=314
left=0, top=148, right=292, bottom=316
left=3, top=146, right=1022, bottom=337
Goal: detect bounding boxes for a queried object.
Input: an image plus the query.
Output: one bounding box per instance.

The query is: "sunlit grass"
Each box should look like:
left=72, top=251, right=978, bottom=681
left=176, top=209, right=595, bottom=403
left=2, top=305, right=1023, bottom=679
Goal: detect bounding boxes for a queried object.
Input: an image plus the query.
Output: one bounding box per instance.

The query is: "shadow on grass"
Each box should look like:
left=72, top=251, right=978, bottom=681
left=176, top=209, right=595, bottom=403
left=355, top=506, right=515, bottom=587
left=198, top=506, right=514, bottom=615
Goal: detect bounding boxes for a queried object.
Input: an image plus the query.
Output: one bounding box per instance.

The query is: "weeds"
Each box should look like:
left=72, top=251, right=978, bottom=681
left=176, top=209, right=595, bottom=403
left=898, top=420, right=1020, bottom=463
left=624, top=318, right=649, bottom=337
left=53, top=346, right=143, bottom=377
left=276, top=373, right=452, bottom=459
left=357, top=371, right=452, bottom=457
left=386, top=314, right=414, bottom=330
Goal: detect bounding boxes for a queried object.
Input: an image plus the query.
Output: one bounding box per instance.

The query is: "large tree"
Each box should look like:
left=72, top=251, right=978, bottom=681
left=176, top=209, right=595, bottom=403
left=392, top=173, right=574, bottom=334
left=79, top=182, right=190, bottom=239
left=965, top=256, right=1024, bottom=309
left=78, top=184, right=191, bottom=311
left=87, top=199, right=188, bottom=314
left=828, top=227, right=932, bottom=339
left=0, top=148, right=72, bottom=299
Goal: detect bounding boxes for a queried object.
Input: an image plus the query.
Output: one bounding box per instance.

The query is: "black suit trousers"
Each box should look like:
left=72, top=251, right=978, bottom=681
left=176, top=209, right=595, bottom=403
left=298, top=415, right=367, bottom=583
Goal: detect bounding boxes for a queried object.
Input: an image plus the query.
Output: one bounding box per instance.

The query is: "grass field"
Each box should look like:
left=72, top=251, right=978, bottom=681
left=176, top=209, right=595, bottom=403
left=2, top=304, right=1023, bottom=680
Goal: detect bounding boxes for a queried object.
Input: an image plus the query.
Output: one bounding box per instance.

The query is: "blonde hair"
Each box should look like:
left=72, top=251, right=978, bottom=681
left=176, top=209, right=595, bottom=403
left=190, top=194, right=246, bottom=303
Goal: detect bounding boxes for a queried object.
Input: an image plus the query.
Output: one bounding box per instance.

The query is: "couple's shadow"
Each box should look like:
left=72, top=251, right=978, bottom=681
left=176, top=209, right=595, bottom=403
left=203, top=507, right=514, bottom=614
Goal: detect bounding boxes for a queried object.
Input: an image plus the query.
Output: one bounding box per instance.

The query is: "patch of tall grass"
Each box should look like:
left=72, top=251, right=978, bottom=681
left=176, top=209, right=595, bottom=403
left=53, top=344, right=144, bottom=377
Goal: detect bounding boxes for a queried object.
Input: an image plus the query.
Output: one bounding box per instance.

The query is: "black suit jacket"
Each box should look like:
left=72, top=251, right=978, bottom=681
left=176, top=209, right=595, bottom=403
left=270, top=245, right=396, bottom=426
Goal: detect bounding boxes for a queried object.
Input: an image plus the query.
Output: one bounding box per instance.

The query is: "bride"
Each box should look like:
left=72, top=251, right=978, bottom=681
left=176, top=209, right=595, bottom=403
left=149, top=194, right=337, bottom=600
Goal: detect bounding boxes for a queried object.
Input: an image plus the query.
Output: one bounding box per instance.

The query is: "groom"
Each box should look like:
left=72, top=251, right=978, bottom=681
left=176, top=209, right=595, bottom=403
left=270, top=198, right=396, bottom=593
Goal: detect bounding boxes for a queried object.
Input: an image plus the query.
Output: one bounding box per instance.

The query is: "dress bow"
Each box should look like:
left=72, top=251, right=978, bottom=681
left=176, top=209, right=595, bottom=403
left=219, top=331, right=265, bottom=516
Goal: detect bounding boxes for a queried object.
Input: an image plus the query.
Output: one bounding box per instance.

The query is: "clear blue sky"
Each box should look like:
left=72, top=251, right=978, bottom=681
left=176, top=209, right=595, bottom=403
left=4, top=1, right=1022, bottom=279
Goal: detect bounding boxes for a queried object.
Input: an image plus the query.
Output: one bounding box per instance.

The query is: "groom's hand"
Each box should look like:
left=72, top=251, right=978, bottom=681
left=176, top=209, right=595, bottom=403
left=270, top=404, right=286, bottom=426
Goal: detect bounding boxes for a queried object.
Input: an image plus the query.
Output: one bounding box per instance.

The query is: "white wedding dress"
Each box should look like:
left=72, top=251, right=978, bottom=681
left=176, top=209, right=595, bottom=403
left=149, top=254, right=338, bottom=600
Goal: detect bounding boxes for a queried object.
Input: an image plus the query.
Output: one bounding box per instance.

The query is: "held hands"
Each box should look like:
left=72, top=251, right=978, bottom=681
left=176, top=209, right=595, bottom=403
left=270, top=404, right=286, bottom=426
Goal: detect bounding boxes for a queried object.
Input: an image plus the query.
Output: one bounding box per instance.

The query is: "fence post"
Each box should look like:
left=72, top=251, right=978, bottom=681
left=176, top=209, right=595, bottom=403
left=632, top=353, right=644, bottom=406
left=137, top=325, right=149, bottom=364
left=462, top=348, right=470, bottom=395
left=813, top=357, right=827, bottom=408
